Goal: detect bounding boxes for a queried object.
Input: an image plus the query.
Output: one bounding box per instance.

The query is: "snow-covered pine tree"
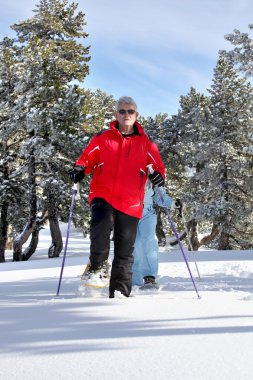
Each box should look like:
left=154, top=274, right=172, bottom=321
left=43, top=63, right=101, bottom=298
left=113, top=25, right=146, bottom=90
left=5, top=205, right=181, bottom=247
left=9, top=0, right=90, bottom=260
left=0, top=37, right=29, bottom=262
left=204, top=56, right=253, bottom=249
left=83, top=89, right=116, bottom=133
left=221, top=23, right=253, bottom=193
left=173, top=87, right=222, bottom=250
left=220, top=24, right=253, bottom=77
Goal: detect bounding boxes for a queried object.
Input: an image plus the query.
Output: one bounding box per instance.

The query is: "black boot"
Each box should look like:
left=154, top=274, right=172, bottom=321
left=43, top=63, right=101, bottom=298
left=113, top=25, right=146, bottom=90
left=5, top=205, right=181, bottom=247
left=140, top=276, right=159, bottom=290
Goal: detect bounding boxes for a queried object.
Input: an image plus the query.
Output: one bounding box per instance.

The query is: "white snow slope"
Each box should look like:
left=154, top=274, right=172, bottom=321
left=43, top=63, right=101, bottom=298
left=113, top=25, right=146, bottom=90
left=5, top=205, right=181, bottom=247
left=1, top=224, right=253, bottom=380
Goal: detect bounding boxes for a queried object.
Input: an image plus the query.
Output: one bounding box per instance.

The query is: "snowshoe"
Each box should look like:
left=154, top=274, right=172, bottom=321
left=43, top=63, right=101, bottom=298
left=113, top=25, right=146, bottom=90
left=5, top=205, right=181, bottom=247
left=80, top=260, right=111, bottom=289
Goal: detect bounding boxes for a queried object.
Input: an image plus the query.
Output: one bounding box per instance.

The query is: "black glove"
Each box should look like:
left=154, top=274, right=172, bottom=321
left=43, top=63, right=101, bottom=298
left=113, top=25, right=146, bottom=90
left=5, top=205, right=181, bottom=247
left=174, top=198, right=183, bottom=218
left=148, top=171, right=165, bottom=187
left=68, top=165, right=85, bottom=183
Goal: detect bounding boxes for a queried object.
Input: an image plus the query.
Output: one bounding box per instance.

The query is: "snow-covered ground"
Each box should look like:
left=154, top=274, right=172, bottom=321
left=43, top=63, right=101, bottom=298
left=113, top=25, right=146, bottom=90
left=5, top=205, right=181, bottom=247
left=1, top=224, right=253, bottom=380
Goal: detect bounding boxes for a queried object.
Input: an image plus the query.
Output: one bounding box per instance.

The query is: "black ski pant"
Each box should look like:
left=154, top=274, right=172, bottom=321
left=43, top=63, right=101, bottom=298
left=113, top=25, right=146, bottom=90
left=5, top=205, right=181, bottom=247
left=89, top=198, right=139, bottom=297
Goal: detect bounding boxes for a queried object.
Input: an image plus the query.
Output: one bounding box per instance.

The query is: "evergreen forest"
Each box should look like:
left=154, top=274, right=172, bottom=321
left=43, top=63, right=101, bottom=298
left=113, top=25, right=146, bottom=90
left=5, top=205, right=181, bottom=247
left=0, top=0, right=252, bottom=262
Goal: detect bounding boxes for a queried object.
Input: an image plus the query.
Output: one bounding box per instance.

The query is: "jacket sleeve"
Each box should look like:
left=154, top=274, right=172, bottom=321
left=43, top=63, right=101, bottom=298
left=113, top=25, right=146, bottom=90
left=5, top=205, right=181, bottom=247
left=75, top=135, right=100, bottom=175
left=147, top=140, right=165, bottom=178
left=153, top=187, right=173, bottom=209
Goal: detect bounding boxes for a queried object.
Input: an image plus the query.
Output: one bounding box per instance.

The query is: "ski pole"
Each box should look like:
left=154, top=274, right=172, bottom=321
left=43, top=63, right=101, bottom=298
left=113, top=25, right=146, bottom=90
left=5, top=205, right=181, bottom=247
left=181, top=210, right=201, bottom=279
left=56, top=183, right=79, bottom=296
left=147, top=165, right=201, bottom=299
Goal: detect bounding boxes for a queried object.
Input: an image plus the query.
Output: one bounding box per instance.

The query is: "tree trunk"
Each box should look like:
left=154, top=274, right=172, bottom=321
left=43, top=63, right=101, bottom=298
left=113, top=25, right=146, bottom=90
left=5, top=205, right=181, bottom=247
left=189, top=219, right=200, bottom=250
left=199, top=222, right=221, bottom=248
left=218, top=228, right=231, bottom=250
left=156, top=209, right=166, bottom=246
left=0, top=150, right=10, bottom=262
left=46, top=181, right=63, bottom=258
left=22, top=225, right=41, bottom=261
left=13, top=218, right=36, bottom=261
left=48, top=217, right=63, bottom=258
left=186, top=219, right=221, bottom=250
left=0, top=202, right=8, bottom=263
left=6, top=225, right=13, bottom=250
left=218, top=163, right=231, bottom=250
left=13, top=150, right=37, bottom=261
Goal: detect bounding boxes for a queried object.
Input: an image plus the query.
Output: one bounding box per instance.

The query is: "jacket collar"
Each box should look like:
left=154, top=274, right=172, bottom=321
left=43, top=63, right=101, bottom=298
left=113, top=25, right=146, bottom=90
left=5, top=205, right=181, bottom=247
left=110, top=120, right=144, bottom=135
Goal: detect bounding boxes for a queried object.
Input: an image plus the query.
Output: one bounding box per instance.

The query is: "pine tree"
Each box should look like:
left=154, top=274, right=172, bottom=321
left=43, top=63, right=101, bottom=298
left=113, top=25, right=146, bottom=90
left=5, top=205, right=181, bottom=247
left=83, top=89, right=116, bottom=133
left=170, top=69, right=253, bottom=250
left=9, top=0, right=90, bottom=260
left=174, top=87, right=218, bottom=250
left=0, top=37, right=28, bottom=262
left=221, top=24, right=253, bottom=77
left=204, top=57, right=253, bottom=249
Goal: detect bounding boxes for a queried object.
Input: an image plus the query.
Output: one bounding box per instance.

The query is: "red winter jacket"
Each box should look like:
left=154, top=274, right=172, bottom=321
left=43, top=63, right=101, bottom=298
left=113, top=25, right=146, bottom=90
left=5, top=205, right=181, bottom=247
left=75, top=120, right=165, bottom=218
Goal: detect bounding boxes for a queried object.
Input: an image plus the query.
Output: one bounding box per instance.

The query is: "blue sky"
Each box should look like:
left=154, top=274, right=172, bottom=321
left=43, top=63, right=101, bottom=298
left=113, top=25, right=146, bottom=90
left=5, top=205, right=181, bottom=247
left=0, top=0, right=252, bottom=117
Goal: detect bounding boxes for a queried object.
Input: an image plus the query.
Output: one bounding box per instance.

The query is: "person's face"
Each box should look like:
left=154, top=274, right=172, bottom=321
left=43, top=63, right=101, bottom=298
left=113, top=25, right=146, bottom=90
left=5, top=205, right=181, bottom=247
left=115, top=103, right=138, bottom=129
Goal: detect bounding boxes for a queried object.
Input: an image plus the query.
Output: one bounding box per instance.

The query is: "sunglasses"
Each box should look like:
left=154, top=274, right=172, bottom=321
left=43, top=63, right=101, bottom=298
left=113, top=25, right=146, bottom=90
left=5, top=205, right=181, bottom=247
left=118, top=109, right=136, bottom=115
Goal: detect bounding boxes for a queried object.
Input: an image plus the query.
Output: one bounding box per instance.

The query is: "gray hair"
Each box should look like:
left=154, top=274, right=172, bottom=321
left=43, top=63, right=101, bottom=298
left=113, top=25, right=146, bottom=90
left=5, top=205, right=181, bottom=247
left=115, top=96, right=138, bottom=111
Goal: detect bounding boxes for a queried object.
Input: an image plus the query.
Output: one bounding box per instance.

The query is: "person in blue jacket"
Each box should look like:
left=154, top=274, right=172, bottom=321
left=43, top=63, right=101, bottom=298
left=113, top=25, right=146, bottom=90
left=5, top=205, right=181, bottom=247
left=132, top=182, right=182, bottom=289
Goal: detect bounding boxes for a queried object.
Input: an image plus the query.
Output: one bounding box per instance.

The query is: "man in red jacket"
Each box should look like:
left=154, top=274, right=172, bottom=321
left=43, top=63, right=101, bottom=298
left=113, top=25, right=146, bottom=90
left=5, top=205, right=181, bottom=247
left=69, top=96, right=165, bottom=298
